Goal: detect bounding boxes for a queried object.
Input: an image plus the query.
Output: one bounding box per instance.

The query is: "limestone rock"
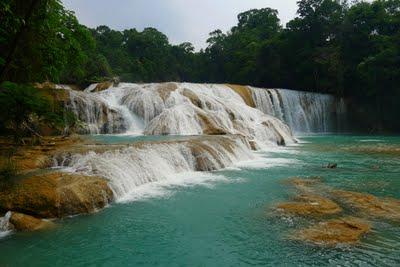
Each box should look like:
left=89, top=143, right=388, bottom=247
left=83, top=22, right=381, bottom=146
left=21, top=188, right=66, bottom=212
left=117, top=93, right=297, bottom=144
left=277, top=194, right=342, bottom=216
left=0, top=172, right=113, bottom=218
left=9, top=212, right=54, bottom=232
left=225, top=84, right=256, bottom=108
left=295, top=217, right=371, bottom=246
left=94, top=81, right=112, bottom=92
left=331, top=190, right=400, bottom=221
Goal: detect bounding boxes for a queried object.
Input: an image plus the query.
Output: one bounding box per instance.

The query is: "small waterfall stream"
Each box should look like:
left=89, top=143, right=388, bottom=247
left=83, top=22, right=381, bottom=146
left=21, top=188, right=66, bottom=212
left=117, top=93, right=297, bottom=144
left=0, top=212, right=12, bottom=237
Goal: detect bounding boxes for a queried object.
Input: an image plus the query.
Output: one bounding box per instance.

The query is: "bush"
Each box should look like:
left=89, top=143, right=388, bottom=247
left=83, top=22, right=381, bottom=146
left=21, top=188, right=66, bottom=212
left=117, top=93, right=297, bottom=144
left=0, top=82, right=68, bottom=142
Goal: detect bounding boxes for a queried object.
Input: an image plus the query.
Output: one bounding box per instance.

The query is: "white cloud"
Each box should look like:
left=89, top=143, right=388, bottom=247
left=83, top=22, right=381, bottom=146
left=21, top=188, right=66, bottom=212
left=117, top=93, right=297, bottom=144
left=62, top=0, right=299, bottom=49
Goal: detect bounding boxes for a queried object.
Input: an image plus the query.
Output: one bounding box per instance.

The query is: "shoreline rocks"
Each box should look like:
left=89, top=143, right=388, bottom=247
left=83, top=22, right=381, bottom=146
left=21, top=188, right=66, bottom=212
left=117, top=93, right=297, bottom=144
left=0, top=172, right=113, bottom=219
left=9, top=212, right=55, bottom=232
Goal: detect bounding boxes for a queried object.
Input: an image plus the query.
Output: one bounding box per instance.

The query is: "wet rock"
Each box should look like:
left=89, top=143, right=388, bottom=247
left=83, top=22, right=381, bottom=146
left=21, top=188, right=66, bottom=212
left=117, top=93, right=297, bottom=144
left=331, top=190, right=400, bottom=221
left=9, top=212, right=54, bottom=232
left=295, top=217, right=371, bottom=246
left=249, top=141, right=258, bottom=151
left=225, top=84, right=256, bottom=108
left=197, top=112, right=228, bottom=135
left=2, top=136, right=83, bottom=172
left=157, top=83, right=178, bottom=101
left=285, top=177, right=323, bottom=187
left=277, top=194, right=342, bottom=216
left=94, top=81, right=112, bottom=92
left=0, top=172, right=113, bottom=218
left=325, top=163, right=338, bottom=169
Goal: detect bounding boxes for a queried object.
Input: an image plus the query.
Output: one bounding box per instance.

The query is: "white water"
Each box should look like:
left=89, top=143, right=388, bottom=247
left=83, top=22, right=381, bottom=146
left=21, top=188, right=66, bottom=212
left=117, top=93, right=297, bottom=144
left=55, top=136, right=256, bottom=201
left=67, top=87, right=144, bottom=134
left=64, top=83, right=296, bottom=146
left=251, top=87, right=346, bottom=133
left=0, top=212, right=12, bottom=238
left=55, top=82, right=347, bottom=202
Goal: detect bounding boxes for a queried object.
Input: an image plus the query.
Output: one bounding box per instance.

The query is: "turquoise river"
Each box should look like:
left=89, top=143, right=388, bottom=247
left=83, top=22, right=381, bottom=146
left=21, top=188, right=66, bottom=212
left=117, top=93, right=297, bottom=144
left=0, top=135, right=399, bottom=266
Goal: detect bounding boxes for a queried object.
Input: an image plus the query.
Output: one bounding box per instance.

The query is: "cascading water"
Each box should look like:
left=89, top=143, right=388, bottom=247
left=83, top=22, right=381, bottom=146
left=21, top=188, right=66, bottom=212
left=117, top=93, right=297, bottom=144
left=251, top=87, right=346, bottom=133
left=54, top=136, right=255, bottom=201
left=67, top=86, right=145, bottom=135
left=62, top=82, right=345, bottom=136
left=63, top=83, right=296, bottom=146
left=0, top=211, right=12, bottom=237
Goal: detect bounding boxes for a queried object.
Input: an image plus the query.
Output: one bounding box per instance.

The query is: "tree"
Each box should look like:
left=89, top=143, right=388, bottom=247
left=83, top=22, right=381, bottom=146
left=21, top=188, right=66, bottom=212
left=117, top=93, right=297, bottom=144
left=0, top=82, right=65, bottom=142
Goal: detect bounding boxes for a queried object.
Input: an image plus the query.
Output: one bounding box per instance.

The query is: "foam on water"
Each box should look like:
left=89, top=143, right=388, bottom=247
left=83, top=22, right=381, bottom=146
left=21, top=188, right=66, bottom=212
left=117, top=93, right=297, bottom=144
left=118, top=172, right=231, bottom=202
left=0, top=212, right=12, bottom=238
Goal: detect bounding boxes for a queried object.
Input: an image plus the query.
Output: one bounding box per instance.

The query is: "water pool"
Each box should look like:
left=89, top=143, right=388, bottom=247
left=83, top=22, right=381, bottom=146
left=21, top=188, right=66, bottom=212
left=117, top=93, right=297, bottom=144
left=0, top=135, right=399, bottom=266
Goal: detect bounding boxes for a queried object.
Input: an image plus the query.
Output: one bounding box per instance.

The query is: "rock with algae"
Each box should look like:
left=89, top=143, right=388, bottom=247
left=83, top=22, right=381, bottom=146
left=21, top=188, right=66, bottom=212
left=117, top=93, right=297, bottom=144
left=295, top=217, right=371, bottom=246
left=331, top=190, right=400, bottom=222
left=283, top=177, right=323, bottom=192
left=277, top=194, right=342, bottom=216
left=9, top=212, right=55, bottom=232
left=0, top=172, right=113, bottom=218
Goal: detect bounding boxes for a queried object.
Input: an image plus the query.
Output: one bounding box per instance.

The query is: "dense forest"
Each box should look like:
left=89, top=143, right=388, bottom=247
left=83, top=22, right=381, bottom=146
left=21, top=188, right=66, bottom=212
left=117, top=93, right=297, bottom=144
left=0, top=0, right=399, bottom=132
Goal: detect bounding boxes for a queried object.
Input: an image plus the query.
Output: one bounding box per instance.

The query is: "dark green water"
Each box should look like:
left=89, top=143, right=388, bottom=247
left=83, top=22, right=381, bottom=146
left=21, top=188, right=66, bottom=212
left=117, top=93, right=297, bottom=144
left=0, top=135, right=399, bottom=266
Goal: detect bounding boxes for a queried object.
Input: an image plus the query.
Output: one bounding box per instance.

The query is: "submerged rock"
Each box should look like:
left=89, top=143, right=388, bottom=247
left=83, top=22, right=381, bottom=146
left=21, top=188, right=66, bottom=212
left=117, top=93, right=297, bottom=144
left=295, top=217, right=371, bottom=246
left=284, top=177, right=323, bottom=192
left=0, top=172, right=113, bottom=218
left=331, top=190, right=400, bottom=221
left=325, top=163, right=338, bottom=169
left=9, top=212, right=54, bottom=232
left=277, top=194, right=342, bottom=216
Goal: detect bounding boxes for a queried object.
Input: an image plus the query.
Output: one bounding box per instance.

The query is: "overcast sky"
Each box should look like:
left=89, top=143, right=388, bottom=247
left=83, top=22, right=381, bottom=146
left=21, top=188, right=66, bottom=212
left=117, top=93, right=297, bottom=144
left=62, top=0, right=300, bottom=49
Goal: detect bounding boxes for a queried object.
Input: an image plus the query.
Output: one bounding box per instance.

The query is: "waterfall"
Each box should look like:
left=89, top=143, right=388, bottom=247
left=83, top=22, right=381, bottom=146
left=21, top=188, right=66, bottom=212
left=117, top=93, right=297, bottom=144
left=0, top=212, right=12, bottom=238
left=54, top=136, right=255, bottom=201
left=250, top=87, right=346, bottom=133
left=67, top=87, right=144, bottom=134
left=62, top=83, right=296, bottom=146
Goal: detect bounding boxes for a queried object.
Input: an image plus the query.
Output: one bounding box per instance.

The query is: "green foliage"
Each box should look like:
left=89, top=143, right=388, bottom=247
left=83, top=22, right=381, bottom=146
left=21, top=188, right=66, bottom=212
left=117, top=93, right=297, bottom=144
left=0, top=82, right=68, bottom=141
left=0, top=0, right=399, bottom=132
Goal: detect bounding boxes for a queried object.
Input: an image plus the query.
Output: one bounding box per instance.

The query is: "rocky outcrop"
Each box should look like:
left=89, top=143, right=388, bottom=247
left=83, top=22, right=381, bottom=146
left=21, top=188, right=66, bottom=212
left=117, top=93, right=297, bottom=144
left=0, top=172, right=113, bottom=218
left=9, top=212, right=54, bottom=232
left=331, top=190, right=400, bottom=222
left=277, top=194, right=342, bottom=217
left=0, top=136, right=83, bottom=172
left=226, top=84, right=255, bottom=108
left=93, top=81, right=112, bottom=92
left=295, top=217, right=371, bottom=246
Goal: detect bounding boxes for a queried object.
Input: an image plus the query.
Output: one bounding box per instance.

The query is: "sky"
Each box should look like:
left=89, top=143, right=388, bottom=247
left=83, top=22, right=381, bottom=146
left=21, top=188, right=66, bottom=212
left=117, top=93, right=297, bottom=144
left=62, top=0, right=300, bottom=50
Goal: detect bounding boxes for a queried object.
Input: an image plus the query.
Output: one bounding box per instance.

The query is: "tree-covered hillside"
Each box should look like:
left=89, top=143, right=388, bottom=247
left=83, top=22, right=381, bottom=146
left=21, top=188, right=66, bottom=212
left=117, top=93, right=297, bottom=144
left=0, top=0, right=399, bottom=131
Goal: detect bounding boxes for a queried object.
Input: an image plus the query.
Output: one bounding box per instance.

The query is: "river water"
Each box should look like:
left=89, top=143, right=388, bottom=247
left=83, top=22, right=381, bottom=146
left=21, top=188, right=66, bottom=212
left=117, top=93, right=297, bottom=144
left=0, top=135, right=399, bottom=266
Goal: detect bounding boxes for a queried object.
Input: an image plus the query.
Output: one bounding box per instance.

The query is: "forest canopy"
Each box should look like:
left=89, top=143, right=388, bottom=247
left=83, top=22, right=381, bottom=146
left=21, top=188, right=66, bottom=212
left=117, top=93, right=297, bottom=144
left=0, top=0, right=399, bottom=131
